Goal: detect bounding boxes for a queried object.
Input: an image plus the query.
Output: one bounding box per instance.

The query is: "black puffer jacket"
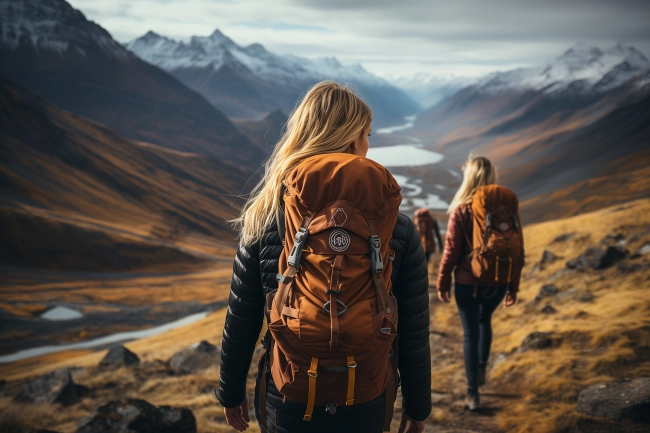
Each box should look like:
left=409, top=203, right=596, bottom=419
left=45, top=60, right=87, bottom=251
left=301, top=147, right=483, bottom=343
left=217, top=213, right=432, bottom=421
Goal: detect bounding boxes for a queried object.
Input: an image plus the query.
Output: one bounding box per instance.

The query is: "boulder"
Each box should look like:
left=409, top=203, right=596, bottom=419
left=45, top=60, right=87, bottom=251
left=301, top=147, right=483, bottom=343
left=518, top=332, right=562, bottom=353
left=577, top=378, right=650, bottom=424
left=158, top=406, right=197, bottom=433
left=77, top=399, right=161, bottom=433
left=13, top=369, right=80, bottom=405
left=168, top=341, right=219, bottom=375
left=534, top=284, right=558, bottom=302
left=76, top=399, right=196, bottom=433
left=540, top=305, right=557, bottom=314
left=99, top=345, right=140, bottom=368
left=540, top=250, right=560, bottom=264
left=566, top=246, right=628, bottom=271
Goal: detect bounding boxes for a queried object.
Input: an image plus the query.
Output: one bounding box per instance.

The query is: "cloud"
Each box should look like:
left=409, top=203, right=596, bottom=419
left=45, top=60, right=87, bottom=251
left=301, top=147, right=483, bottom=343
left=67, top=0, right=650, bottom=77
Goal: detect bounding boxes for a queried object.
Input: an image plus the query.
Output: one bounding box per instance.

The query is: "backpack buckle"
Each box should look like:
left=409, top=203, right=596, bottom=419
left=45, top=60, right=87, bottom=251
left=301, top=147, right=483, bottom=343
left=288, top=228, right=309, bottom=268
left=322, top=300, right=347, bottom=316
left=369, top=235, right=383, bottom=273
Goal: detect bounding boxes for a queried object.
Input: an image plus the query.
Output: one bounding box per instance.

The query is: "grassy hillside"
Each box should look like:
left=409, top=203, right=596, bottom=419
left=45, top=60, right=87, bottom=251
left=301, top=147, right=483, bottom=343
left=429, top=198, right=650, bottom=432
left=1, top=200, right=648, bottom=432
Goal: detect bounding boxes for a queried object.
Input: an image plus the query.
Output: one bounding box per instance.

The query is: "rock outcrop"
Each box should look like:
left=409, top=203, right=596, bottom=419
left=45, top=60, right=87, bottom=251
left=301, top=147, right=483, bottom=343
left=518, top=332, right=562, bottom=352
left=534, top=284, right=558, bottom=302
left=99, top=345, right=140, bottom=368
left=566, top=246, right=628, bottom=271
left=76, top=398, right=196, bottom=433
left=168, top=340, right=220, bottom=374
left=540, top=250, right=560, bottom=264
left=13, top=369, right=82, bottom=405
left=577, top=378, right=650, bottom=424
left=158, top=406, right=197, bottom=432
left=540, top=305, right=557, bottom=314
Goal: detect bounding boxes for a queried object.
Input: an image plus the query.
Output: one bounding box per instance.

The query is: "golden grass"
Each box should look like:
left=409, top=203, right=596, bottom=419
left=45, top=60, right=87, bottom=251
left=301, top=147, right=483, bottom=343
left=0, top=302, right=47, bottom=317
left=427, top=199, right=650, bottom=432
left=0, top=265, right=233, bottom=307
left=2, top=199, right=649, bottom=432
left=487, top=199, right=650, bottom=431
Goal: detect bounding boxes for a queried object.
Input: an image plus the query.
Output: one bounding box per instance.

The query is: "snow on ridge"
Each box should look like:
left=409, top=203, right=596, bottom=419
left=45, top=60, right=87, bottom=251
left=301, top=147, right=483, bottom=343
left=126, top=28, right=389, bottom=87
left=0, top=0, right=129, bottom=59
left=476, top=43, right=650, bottom=95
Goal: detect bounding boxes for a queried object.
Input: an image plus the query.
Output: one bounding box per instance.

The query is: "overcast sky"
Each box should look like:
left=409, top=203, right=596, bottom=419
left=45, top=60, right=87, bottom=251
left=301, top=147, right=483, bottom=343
left=68, top=0, right=650, bottom=78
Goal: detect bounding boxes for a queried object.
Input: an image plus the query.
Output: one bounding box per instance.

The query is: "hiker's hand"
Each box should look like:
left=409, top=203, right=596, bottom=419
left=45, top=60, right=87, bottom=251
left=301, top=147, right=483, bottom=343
left=398, top=411, right=425, bottom=433
left=224, top=396, right=250, bottom=432
left=504, top=291, right=517, bottom=308
left=437, top=291, right=450, bottom=303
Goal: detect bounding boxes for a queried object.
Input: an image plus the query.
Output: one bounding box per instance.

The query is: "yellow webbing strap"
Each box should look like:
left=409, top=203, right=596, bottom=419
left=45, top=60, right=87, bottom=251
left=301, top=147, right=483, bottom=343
left=507, top=257, right=513, bottom=282
left=495, top=255, right=499, bottom=282
left=304, top=357, right=319, bottom=421
left=346, top=356, right=356, bottom=405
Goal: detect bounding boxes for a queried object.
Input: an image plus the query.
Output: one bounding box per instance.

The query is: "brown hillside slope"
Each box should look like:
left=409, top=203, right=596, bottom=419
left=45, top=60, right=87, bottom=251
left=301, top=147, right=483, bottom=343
left=430, top=199, right=650, bottom=432
left=521, top=147, right=650, bottom=223
left=0, top=79, right=248, bottom=268
left=1, top=200, right=649, bottom=432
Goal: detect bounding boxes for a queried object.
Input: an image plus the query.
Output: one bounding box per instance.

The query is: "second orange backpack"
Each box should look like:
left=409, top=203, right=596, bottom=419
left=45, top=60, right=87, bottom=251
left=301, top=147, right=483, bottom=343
left=468, top=185, right=524, bottom=287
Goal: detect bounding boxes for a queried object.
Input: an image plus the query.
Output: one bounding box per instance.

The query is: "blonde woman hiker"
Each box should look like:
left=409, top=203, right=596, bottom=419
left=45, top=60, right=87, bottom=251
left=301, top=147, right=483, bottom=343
left=437, top=155, right=525, bottom=410
left=216, top=81, right=432, bottom=433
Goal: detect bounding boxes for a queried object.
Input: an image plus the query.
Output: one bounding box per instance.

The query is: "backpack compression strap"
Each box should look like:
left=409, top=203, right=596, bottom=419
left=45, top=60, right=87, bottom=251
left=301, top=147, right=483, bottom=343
left=368, top=220, right=392, bottom=315
left=368, top=220, right=399, bottom=431
left=274, top=215, right=312, bottom=318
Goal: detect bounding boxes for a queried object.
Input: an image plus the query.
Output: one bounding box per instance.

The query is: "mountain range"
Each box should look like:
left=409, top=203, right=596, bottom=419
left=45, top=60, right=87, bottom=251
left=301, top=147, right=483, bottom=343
left=404, top=43, right=650, bottom=222
left=0, top=0, right=263, bottom=168
left=126, top=30, right=419, bottom=126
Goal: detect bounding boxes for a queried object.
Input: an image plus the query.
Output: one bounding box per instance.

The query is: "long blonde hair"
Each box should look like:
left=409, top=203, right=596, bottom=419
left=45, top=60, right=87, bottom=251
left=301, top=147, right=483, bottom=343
left=447, top=154, right=498, bottom=213
left=234, top=81, right=372, bottom=246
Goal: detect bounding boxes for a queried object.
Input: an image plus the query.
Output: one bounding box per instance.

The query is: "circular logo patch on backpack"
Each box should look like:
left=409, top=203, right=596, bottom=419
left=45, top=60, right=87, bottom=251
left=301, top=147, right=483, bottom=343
left=500, top=222, right=509, bottom=231
left=329, top=229, right=350, bottom=252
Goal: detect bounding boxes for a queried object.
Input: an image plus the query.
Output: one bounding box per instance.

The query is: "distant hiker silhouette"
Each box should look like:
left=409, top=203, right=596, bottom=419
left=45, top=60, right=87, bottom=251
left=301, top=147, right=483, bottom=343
left=216, top=81, right=431, bottom=433
left=437, top=155, right=524, bottom=411
left=413, top=208, right=443, bottom=263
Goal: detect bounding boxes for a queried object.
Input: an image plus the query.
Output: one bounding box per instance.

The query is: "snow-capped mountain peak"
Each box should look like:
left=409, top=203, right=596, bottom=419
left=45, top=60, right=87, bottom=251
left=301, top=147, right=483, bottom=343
left=127, top=28, right=390, bottom=87
left=0, top=0, right=128, bottom=58
left=477, top=43, right=650, bottom=95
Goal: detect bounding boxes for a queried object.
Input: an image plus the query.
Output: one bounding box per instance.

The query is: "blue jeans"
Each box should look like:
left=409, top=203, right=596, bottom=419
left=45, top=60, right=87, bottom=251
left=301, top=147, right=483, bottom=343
left=454, top=283, right=507, bottom=395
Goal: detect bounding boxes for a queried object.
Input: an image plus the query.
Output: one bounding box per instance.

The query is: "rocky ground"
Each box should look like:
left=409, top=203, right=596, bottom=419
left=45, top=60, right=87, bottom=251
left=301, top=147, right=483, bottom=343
left=1, top=200, right=650, bottom=432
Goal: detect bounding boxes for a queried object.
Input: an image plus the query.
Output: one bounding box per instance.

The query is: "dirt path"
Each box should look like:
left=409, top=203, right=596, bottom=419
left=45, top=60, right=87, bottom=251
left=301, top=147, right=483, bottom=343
left=395, top=280, right=517, bottom=432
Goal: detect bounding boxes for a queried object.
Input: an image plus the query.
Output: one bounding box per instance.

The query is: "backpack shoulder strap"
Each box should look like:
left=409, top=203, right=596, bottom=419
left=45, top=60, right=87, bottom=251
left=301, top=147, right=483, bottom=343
left=276, top=188, right=286, bottom=241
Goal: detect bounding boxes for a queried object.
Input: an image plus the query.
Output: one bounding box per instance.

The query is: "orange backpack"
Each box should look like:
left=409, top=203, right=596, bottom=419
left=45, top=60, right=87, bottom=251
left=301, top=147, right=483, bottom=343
left=261, top=153, right=402, bottom=431
left=468, top=185, right=524, bottom=288
left=413, top=208, right=436, bottom=253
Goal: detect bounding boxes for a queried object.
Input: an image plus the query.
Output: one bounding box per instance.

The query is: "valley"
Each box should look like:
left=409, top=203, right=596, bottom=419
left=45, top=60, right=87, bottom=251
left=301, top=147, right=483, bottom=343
left=0, top=1, right=649, bottom=432
left=2, top=200, right=648, bottom=432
